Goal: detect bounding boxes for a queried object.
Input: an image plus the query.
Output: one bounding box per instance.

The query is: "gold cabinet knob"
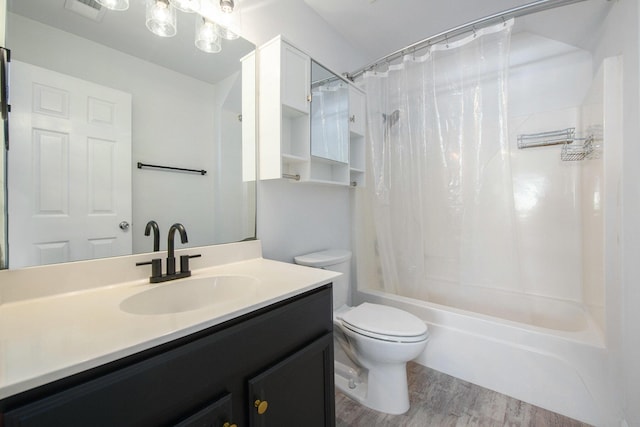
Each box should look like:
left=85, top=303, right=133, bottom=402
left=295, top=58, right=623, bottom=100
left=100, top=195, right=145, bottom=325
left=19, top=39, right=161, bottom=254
left=223, top=423, right=237, bottom=427
left=254, top=399, right=269, bottom=415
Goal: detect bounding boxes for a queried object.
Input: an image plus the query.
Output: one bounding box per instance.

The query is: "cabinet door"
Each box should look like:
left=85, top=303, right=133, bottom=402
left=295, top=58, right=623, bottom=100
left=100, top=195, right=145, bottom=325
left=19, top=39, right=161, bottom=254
left=349, top=86, right=366, bottom=136
left=173, top=393, right=233, bottom=427
left=248, top=333, right=334, bottom=427
left=281, top=43, right=310, bottom=114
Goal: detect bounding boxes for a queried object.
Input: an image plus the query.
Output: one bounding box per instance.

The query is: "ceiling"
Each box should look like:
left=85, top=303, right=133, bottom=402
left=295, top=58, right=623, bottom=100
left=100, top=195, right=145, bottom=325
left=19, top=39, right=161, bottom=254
left=7, top=0, right=613, bottom=82
left=303, top=0, right=613, bottom=69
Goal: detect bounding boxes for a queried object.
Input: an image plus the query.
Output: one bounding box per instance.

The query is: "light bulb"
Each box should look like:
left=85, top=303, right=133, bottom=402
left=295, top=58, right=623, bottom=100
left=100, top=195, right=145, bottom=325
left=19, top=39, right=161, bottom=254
left=96, top=0, right=129, bottom=11
left=169, top=0, right=200, bottom=13
left=195, top=17, right=222, bottom=53
left=146, top=0, right=177, bottom=37
left=220, top=0, right=234, bottom=13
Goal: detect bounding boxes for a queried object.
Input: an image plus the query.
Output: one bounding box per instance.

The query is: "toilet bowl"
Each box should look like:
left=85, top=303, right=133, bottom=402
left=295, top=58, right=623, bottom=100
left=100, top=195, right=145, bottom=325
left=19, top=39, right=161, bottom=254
left=294, top=249, right=429, bottom=415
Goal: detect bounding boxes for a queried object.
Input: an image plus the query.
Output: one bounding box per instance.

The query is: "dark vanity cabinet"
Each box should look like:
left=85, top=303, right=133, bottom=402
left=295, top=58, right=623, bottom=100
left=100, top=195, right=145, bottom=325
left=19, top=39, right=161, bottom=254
left=0, top=285, right=335, bottom=427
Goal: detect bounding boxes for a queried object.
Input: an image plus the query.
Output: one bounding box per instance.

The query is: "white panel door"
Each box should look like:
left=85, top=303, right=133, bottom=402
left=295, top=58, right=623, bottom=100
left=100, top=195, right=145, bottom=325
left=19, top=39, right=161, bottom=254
left=8, top=61, right=132, bottom=268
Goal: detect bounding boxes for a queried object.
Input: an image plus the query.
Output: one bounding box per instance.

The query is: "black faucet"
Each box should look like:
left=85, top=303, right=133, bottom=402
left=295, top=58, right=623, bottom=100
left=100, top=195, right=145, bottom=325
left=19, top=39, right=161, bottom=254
left=136, top=222, right=201, bottom=283
left=144, top=220, right=160, bottom=252
left=167, top=223, right=188, bottom=275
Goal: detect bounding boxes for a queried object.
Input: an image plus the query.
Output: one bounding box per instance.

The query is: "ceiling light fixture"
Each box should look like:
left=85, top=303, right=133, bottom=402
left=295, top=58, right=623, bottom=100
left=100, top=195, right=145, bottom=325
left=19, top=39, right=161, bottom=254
left=95, top=0, right=129, bottom=11
left=195, top=17, right=222, bottom=53
left=100, top=0, right=242, bottom=53
left=212, top=0, right=240, bottom=40
left=169, top=0, right=200, bottom=13
left=146, top=0, right=177, bottom=37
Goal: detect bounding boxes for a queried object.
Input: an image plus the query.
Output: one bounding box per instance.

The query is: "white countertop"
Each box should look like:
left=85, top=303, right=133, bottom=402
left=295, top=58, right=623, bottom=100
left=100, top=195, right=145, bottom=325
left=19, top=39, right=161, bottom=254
left=0, top=257, right=339, bottom=400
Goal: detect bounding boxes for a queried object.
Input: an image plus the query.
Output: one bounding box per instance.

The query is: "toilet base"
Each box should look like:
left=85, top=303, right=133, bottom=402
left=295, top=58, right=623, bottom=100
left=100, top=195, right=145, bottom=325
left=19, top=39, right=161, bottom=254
left=334, top=360, right=411, bottom=415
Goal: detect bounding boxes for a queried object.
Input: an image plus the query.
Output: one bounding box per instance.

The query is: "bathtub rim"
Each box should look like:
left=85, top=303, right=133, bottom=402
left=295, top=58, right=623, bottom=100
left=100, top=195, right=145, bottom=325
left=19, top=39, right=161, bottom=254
left=355, top=288, right=606, bottom=349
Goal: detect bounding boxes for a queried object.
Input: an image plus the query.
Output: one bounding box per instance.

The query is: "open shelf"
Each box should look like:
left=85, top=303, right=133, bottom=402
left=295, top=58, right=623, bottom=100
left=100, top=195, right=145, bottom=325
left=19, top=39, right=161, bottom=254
left=309, top=155, right=349, bottom=185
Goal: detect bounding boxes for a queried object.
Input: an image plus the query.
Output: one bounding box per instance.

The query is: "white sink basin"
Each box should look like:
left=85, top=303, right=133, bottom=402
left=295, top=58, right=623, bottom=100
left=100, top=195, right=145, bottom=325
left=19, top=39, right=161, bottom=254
left=120, top=275, right=260, bottom=315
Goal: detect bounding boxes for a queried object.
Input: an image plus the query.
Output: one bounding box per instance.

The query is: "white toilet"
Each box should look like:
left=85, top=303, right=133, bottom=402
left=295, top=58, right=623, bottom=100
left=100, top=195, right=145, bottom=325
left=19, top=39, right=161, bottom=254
left=294, top=249, right=429, bottom=415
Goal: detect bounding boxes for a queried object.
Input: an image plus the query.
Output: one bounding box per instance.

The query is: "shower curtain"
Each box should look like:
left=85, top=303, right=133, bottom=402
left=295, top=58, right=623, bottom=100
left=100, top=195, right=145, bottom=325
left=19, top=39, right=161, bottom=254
left=360, top=20, right=518, bottom=298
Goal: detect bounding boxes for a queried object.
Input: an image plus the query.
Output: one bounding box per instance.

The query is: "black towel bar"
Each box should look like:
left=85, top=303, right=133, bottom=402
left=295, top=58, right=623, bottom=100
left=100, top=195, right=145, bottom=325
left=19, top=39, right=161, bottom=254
left=137, top=162, right=207, bottom=175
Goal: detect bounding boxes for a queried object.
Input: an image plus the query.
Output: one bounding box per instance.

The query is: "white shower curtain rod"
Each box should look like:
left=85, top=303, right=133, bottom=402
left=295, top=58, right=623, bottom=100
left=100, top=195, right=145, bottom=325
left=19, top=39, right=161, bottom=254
left=345, top=0, right=587, bottom=81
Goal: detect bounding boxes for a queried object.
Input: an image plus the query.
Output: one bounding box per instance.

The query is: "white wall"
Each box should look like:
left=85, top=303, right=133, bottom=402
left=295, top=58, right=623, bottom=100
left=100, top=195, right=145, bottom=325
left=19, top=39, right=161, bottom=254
left=216, top=72, right=256, bottom=243
left=239, top=0, right=367, bottom=74
left=258, top=179, right=350, bottom=263
left=590, top=0, right=640, bottom=425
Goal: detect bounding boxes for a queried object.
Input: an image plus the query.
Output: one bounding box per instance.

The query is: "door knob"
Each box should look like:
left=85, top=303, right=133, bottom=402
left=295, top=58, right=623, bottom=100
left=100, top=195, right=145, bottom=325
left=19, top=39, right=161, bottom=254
left=119, top=221, right=130, bottom=231
left=254, top=399, right=269, bottom=415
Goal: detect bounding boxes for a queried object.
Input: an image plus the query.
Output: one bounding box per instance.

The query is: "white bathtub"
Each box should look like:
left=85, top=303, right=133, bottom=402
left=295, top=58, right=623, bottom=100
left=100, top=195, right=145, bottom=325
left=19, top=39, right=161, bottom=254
left=356, top=288, right=619, bottom=426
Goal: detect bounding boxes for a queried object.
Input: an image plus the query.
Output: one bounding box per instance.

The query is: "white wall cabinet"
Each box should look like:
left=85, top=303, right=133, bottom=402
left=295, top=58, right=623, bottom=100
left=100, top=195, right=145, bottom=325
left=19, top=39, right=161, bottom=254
left=259, top=36, right=311, bottom=181
left=258, top=36, right=366, bottom=187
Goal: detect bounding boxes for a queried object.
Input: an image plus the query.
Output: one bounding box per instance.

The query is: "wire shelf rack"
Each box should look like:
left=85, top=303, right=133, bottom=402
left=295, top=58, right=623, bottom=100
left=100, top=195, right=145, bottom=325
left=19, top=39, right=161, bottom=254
left=517, top=128, right=575, bottom=149
left=517, top=127, right=596, bottom=162
left=561, top=136, right=594, bottom=161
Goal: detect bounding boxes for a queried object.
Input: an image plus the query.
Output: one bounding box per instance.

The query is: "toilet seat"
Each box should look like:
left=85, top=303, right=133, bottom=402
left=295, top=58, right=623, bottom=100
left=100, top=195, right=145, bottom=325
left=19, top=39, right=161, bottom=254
left=340, top=303, right=429, bottom=343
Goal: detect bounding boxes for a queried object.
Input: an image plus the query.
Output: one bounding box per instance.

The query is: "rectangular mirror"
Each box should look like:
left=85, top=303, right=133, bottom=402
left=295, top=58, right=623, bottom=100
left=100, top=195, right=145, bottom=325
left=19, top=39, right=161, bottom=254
left=310, top=60, right=349, bottom=164
left=1, top=0, right=256, bottom=269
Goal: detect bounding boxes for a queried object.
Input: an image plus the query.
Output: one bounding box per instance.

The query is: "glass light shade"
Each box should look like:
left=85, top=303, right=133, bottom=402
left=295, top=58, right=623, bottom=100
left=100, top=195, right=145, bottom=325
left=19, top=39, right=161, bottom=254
left=169, top=0, right=200, bottom=13
left=214, top=22, right=239, bottom=40
left=195, top=18, right=222, bottom=53
left=96, top=0, right=129, bottom=11
left=146, top=0, right=177, bottom=37
left=219, top=0, right=234, bottom=13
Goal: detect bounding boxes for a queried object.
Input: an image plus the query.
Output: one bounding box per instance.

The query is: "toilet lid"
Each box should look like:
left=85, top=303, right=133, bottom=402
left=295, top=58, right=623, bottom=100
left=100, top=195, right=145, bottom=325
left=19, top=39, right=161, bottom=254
left=341, top=303, right=428, bottom=342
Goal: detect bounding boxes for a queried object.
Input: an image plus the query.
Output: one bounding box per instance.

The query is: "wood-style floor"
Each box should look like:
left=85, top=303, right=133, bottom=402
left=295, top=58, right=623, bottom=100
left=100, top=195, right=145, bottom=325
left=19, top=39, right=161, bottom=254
left=335, top=362, right=591, bottom=427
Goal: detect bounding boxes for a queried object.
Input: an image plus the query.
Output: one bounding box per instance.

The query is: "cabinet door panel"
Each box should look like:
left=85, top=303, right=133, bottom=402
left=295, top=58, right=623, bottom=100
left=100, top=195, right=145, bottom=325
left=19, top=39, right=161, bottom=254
left=173, top=393, right=233, bottom=427
left=282, top=43, right=310, bottom=113
left=248, top=333, right=335, bottom=427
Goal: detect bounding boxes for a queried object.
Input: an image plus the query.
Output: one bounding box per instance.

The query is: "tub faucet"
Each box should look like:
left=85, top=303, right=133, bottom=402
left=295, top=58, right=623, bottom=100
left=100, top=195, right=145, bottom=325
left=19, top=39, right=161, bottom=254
left=144, top=220, right=160, bottom=252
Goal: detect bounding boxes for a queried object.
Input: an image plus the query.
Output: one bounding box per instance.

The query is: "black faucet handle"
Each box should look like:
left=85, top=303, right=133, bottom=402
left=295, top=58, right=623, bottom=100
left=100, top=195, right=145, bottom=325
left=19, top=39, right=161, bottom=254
left=136, top=258, right=162, bottom=279
left=179, top=254, right=202, bottom=274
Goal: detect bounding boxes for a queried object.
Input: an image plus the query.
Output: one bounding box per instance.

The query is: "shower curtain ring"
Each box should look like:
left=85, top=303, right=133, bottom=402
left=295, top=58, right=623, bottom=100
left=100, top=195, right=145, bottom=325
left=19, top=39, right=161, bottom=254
left=501, top=16, right=507, bottom=26
left=445, top=34, right=449, bottom=48
left=472, top=26, right=477, bottom=38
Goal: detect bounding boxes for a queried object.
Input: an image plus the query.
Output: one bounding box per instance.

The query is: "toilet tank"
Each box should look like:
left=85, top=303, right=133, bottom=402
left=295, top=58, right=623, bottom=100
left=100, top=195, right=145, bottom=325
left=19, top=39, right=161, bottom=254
left=294, top=249, right=352, bottom=308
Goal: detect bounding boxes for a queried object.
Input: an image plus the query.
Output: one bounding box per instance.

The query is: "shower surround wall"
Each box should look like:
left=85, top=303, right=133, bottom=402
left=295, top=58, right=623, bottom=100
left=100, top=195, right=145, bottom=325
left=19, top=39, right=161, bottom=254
left=355, top=27, right=621, bottom=425
left=507, top=31, right=602, bottom=329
